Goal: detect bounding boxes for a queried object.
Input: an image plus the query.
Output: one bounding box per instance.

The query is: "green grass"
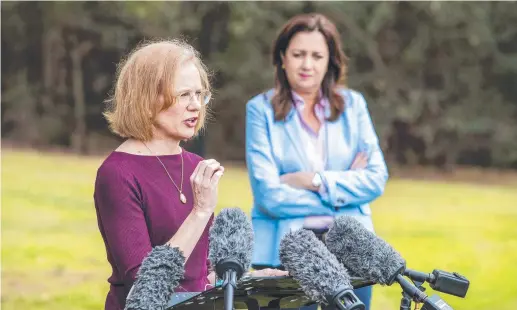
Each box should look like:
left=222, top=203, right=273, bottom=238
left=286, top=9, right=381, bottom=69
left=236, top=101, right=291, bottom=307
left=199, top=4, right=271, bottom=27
left=2, top=149, right=517, bottom=309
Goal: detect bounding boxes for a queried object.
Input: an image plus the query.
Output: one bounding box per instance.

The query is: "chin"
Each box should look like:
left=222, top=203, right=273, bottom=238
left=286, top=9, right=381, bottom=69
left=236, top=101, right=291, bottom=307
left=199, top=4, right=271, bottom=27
left=177, top=130, right=196, bottom=141
left=295, top=82, right=319, bottom=93
left=162, top=130, right=195, bottom=142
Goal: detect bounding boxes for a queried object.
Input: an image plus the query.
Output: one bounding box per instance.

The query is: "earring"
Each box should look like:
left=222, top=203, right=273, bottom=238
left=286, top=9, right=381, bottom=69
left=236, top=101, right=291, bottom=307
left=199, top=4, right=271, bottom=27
left=281, top=64, right=285, bottom=69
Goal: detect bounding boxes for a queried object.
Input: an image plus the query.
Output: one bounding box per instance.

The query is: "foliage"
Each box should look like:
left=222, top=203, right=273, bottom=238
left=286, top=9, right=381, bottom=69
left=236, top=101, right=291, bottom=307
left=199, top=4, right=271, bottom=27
left=1, top=2, right=516, bottom=168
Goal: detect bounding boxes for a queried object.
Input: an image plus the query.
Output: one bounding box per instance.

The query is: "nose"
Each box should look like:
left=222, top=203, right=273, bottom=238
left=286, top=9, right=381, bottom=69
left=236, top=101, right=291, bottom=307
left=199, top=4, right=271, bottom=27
left=302, top=55, right=312, bottom=70
left=187, top=95, right=201, bottom=111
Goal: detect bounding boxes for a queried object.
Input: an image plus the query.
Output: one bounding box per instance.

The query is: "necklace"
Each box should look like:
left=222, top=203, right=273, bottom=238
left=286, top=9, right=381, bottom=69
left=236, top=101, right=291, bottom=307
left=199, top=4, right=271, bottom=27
left=143, top=142, right=187, bottom=204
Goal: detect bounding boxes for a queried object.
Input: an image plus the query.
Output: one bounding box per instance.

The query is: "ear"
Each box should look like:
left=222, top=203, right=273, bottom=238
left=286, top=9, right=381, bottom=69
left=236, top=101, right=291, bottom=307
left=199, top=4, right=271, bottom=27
left=157, top=94, right=166, bottom=112
left=280, top=52, right=285, bottom=64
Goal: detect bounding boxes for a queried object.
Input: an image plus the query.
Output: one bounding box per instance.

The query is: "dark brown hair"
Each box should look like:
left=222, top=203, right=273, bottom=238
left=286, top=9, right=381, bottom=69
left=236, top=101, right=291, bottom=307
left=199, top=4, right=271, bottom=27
left=271, top=13, right=348, bottom=121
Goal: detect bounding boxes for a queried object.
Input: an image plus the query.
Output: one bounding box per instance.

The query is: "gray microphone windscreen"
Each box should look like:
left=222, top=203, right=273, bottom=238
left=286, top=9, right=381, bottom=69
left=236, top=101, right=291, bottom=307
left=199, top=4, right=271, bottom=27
left=325, top=216, right=406, bottom=285
left=125, top=245, right=185, bottom=310
left=208, top=207, right=253, bottom=278
left=279, top=229, right=354, bottom=304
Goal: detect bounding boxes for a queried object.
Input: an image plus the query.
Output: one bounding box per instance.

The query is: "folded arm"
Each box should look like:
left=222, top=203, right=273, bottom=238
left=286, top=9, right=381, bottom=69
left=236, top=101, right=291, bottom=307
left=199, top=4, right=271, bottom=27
left=245, top=99, right=334, bottom=219
left=319, top=93, right=389, bottom=207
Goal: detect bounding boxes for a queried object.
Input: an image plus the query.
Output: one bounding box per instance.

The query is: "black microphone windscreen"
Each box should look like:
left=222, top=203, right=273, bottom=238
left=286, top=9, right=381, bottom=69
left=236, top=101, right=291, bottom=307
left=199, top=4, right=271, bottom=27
left=208, top=207, right=253, bottom=278
left=325, top=216, right=406, bottom=285
left=125, top=245, right=185, bottom=310
left=279, top=229, right=354, bottom=304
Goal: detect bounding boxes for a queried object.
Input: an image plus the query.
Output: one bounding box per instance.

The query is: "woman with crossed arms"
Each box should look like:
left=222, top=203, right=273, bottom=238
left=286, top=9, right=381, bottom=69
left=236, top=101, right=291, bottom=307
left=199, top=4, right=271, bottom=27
left=245, top=13, right=389, bottom=309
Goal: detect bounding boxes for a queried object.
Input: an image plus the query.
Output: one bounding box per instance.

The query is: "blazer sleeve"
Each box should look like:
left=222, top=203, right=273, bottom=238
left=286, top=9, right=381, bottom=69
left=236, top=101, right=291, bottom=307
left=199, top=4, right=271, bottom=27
left=245, top=96, right=334, bottom=219
left=319, top=92, right=389, bottom=207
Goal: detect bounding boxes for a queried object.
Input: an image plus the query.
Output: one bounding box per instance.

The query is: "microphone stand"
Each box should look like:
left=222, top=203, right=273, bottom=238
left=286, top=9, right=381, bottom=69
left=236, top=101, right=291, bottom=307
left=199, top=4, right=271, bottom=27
left=222, top=269, right=237, bottom=310
left=216, top=259, right=244, bottom=310
left=399, top=291, right=412, bottom=310
left=396, top=274, right=426, bottom=310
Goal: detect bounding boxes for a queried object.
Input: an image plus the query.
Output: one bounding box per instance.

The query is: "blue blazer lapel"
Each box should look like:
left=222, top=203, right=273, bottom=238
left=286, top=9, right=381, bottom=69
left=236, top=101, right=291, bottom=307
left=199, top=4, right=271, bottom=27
left=325, top=115, right=352, bottom=171
left=326, top=90, right=360, bottom=171
left=283, top=109, right=310, bottom=171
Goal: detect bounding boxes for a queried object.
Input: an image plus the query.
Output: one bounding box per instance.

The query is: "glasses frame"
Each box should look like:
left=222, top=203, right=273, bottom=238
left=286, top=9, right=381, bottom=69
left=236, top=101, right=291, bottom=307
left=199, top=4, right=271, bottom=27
left=174, top=89, right=212, bottom=106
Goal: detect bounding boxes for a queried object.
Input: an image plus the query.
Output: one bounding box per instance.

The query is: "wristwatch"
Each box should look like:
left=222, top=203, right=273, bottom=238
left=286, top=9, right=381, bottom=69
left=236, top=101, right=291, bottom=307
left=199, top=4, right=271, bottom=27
left=311, top=173, right=322, bottom=188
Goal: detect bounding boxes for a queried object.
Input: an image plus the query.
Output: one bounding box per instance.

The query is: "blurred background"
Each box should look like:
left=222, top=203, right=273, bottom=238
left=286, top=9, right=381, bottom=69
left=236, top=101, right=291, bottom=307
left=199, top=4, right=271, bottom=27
left=1, top=1, right=517, bottom=310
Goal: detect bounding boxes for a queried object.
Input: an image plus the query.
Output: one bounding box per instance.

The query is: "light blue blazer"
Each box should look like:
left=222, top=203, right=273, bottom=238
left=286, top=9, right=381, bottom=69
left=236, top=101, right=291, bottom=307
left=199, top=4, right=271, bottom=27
left=245, top=88, right=389, bottom=267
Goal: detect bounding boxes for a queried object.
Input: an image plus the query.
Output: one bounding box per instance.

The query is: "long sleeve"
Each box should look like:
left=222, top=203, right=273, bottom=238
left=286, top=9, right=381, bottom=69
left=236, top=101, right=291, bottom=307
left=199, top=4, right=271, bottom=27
left=94, top=162, right=151, bottom=292
left=245, top=97, right=334, bottom=219
left=320, top=93, right=389, bottom=207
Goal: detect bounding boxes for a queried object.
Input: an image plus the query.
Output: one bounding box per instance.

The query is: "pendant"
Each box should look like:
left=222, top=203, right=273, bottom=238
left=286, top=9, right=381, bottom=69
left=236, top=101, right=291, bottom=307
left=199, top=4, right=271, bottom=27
left=180, top=193, right=187, bottom=204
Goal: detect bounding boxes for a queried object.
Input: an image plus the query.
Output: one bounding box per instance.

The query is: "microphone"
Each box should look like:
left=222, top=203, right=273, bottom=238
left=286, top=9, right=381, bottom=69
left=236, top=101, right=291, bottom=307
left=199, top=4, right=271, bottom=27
left=325, top=215, right=406, bottom=286
left=208, top=207, right=254, bottom=310
left=125, top=245, right=185, bottom=310
left=403, top=269, right=470, bottom=298
left=279, top=229, right=365, bottom=310
left=325, top=216, right=465, bottom=309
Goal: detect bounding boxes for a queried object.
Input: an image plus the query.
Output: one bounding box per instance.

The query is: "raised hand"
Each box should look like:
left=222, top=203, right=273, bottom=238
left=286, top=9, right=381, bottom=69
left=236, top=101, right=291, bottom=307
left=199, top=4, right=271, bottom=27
left=190, top=159, right=224, bottom=217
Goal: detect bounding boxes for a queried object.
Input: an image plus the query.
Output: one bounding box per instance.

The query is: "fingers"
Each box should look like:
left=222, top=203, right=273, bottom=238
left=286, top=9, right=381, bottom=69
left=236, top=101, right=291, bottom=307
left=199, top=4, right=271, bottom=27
left=209, top=164, right=225, bottom=184
left=211, top=168, right=224, bottom=184
left=253, top=268, right=289, bottom=277
left=351, top=152, right=368, bottom=169
left=202, top=160, right=221, bottom=187
left=266, top=268, right=288, bottom=276
left=352, top=153, right=363, bottom=165
left=190, top=159, right=224, bottom=189
left=356, top=153, right=367, bottom=167
left=214, top=165, right=225, bottom=177
left=199, top=159, right=215, bottom=179
left=190, top=160, right=205, bottom=185
left=191, top=159, right=215, bottom=187
left=359, top=153, right=369, bottom=168
left=190, top=159, right=202, bottom=182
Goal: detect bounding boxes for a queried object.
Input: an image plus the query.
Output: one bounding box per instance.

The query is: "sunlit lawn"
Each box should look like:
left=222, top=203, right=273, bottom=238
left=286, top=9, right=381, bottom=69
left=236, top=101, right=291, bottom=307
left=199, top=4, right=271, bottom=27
left=2, top=149, right=517, bottom=309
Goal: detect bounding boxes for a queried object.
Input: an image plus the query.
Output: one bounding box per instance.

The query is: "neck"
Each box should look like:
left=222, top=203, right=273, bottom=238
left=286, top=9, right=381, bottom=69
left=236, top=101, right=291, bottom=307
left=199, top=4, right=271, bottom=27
left=295, top=89, right=319, bottom=109
left=142, top=137, right=182, bottom=156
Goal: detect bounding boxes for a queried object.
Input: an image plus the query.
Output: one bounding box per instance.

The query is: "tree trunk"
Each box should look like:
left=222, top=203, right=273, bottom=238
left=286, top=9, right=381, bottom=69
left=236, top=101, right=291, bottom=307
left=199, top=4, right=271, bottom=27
left=69, top=36, right=93, bottom=154
left=41, top=28, right=60, bottom=114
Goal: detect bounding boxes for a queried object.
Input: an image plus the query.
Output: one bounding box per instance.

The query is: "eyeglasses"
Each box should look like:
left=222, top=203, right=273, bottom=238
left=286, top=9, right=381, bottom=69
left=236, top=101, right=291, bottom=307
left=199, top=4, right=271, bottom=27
left=174, top=89, right=212, bottom=106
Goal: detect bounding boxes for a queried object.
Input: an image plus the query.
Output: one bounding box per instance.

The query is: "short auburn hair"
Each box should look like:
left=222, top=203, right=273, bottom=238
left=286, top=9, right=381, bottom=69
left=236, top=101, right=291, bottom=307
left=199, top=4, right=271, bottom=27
left=271, top=13, right=348, bottom=121
left=104, top=39, right=211, bottom=141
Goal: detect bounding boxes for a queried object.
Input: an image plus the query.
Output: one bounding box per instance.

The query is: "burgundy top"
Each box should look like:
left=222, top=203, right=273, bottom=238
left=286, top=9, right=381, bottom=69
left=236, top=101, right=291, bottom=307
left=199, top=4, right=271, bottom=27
left=94, top=150, right=212, bottom=310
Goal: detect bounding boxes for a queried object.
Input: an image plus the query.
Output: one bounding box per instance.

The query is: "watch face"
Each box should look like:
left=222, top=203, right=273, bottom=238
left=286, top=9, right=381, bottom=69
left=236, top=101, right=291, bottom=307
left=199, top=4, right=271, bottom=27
left=312, top=174, right=321, bottom=187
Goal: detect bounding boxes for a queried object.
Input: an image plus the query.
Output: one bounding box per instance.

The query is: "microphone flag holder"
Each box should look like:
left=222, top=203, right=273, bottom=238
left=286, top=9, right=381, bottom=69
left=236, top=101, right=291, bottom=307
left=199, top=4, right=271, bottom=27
left=396, top=274, right=455, bottom=310
left=166, top=275, right=374, bottom=310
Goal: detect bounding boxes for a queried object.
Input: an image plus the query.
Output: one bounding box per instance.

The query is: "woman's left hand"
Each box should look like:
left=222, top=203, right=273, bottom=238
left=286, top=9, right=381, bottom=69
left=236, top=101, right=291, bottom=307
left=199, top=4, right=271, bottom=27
left=350, top=152, right=369, bottom=170
left=250, top=268, right=289, bottom=277
left=280, top=172, right=318, bottom=191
